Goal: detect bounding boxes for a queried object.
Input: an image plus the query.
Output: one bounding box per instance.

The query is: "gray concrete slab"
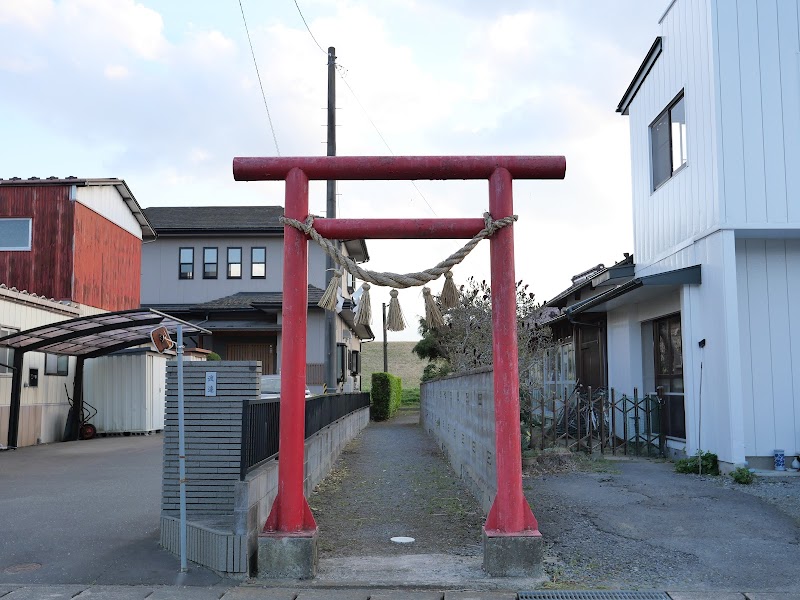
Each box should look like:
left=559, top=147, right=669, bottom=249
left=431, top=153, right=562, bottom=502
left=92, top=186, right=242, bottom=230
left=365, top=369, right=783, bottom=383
left=371, top=592, right=445, bottom=600
left=220, top=587, right=298, bottom=600
left=744, top=594, right=800, bottom=600
left=0, top=586, right=19, bottom=597
left=3, top=585, right=88, bottom=599
left=74, top=587, right=153, bottom=599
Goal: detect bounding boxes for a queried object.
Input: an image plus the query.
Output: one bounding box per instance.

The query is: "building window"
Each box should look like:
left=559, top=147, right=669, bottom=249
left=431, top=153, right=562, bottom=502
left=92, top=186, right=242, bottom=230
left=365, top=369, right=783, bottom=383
left=203, top=247, right=218, bottom=279
left=650, top=91, right=687, bottom=190
left=0, top=326, right=17, bottom=374
left=349, top=350, right=361, bottom=375
left=0, top=218, right=32, bottom=251
left=251, top=247, right=266, bottom=278
left=336, top=343, right=347, bottom=383
left=227, top=247, right=242, bottom=279
left=45, top=353, right=69, bottom=376
left=179, top=247, right=194, bottom=280
left=654, top=313, right=685, bottom=440
left=347, top=272, right=357, bottom=292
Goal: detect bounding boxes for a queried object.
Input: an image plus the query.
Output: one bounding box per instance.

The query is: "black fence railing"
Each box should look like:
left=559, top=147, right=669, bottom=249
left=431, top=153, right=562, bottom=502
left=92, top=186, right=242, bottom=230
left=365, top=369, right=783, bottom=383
left=530, top=386, right=665, bottom=457
left=240, top=392, right=370, bottom=480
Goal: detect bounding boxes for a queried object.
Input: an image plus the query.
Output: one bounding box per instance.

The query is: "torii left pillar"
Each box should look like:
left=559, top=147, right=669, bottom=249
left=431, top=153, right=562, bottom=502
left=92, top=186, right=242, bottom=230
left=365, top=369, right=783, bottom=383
left=234, top=155, right=566, bottom=579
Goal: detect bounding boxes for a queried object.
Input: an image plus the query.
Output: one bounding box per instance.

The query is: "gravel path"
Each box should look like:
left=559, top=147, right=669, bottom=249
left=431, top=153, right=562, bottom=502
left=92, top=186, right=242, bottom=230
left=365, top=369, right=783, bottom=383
left=310, top=410, right=484, bottom=559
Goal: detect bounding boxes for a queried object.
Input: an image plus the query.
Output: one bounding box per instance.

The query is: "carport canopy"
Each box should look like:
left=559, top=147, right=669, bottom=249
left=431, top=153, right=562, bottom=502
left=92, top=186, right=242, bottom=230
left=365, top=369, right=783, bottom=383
left=0, top=308, right=211, bottom=448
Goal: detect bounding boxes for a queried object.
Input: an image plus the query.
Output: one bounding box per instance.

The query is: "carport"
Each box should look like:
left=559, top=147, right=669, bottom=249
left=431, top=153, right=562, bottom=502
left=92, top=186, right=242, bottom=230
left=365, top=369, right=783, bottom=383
left=0, top=308, right=210, bottom=448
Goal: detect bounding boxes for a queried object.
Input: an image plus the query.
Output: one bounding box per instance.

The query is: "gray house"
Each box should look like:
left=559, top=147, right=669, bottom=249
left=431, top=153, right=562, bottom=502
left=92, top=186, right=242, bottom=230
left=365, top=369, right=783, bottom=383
left=140, top=206, right=372, bottom=393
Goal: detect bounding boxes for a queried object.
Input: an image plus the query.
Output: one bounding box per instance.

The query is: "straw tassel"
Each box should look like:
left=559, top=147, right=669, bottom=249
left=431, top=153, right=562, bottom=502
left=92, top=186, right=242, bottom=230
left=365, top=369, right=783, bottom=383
left=423, top=287, right=445, bottom=329
left=386, top=289, right=406, bottom=331
left=355, top=283, right=372, bottom=326
left=319, top=269, right=343, bottom=311
left=440, top=271, right=459, bottom=309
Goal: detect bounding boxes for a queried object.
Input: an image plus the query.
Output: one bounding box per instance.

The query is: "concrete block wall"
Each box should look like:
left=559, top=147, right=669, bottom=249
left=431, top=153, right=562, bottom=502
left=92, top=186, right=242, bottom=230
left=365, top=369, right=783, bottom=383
left=162, top=361, right=258, bottom=517
left=420, top=367, right=497, bottom=513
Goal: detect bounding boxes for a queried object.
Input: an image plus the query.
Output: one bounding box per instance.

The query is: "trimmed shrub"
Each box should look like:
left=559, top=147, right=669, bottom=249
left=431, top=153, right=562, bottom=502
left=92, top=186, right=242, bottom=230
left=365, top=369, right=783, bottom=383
left=371, top=372, right=402, bottom=421
left=206, top=352, right=221, bottom=361
left=730, top=466, right=754, bottom=484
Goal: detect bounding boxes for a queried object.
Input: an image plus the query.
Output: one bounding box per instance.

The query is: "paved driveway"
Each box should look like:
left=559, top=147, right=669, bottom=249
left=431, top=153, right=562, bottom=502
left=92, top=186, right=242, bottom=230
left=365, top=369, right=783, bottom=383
left=0, top=435, right=223, bottom=587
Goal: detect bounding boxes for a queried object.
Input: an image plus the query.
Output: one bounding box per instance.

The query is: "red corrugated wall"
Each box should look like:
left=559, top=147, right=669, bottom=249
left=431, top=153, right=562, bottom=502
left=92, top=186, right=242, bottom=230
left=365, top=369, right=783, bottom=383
left=0, top=186, right=74, bottom=300
left=72, top=203, right=141, bottom=311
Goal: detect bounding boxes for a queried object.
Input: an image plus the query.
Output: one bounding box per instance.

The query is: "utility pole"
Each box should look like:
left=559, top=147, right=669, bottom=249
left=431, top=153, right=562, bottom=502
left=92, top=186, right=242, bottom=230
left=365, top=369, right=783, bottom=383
left=382, top=302, right=388, bottom=373
left=324, top=46, right=338, bottom=393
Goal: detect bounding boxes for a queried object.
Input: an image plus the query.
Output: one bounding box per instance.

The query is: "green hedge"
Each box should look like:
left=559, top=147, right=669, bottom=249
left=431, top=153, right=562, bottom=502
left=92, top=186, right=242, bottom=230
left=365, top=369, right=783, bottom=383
left=370, top=372, right=402, bottom=421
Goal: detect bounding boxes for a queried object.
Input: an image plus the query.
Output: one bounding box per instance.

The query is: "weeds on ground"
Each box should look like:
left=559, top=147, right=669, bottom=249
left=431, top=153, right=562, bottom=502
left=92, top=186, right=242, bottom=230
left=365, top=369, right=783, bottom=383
left=730, top=466, right=754, bottom=484
left=523, top=447, right=620, bottom=478
left=674, top=451, right=719, bottom=475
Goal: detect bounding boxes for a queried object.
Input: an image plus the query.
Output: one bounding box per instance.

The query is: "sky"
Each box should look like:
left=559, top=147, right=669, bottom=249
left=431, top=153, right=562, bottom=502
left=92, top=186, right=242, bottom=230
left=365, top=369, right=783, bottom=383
left=0, top=0, right=667, bottom=341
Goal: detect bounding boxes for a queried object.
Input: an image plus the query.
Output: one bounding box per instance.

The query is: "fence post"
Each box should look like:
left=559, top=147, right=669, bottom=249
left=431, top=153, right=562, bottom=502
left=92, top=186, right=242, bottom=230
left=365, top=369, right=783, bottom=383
left=657, top=387, right=666, bottom=457
left=586, top=385, right=592, bottom=455
left=599, top=388, right=605, bottom=455
left=633, top=387, right=640, bottom=457
left=240, top=398, right=251, bottom=481
left=610, top=388, right=617, bottom=455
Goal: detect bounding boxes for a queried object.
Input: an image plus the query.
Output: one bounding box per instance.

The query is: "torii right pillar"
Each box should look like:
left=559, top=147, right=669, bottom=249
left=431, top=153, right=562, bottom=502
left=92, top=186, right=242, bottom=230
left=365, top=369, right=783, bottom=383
left=483, top=165, right=542, bottom=577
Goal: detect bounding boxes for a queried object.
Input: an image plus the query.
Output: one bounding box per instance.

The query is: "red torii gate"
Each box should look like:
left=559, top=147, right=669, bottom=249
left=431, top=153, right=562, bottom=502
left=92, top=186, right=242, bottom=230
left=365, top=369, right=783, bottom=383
left=233, top=155, right=566, bottom=571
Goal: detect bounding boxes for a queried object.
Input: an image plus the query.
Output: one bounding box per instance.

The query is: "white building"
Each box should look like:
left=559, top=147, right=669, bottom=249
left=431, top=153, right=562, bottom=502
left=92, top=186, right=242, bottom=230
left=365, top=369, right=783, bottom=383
left=544, top=0, right=800, bottom=469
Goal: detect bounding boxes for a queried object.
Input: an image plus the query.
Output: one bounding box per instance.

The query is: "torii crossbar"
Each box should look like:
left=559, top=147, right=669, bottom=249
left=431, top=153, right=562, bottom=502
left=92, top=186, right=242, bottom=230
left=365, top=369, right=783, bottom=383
left=233, top=155, right=566, bottom=541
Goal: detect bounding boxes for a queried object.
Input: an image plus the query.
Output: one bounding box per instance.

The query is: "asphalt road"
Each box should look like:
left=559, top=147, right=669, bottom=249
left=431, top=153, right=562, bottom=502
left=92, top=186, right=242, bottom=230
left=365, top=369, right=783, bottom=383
left=0, top=434, right=223, bottom=587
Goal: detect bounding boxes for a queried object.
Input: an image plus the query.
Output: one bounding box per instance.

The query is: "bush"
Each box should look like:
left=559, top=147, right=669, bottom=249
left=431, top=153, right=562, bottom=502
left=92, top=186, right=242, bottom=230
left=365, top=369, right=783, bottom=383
left=370, top=372, right=402, bottom=420
left=206, top=352, right=221, bottom=361
left=730, top=466, right=754, bottom=484
left=675, top=451, right=719, bottom=475
left=421, top=361, right=450, bottom=382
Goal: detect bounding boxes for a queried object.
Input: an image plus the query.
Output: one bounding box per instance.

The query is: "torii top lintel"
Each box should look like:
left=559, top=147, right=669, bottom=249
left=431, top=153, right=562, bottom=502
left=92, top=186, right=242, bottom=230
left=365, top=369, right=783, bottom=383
left=233, top=155, right=566, bottom=182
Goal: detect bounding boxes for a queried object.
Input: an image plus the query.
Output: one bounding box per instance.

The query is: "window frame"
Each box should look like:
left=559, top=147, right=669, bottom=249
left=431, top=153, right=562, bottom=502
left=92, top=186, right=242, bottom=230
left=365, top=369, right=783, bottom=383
left=251, top=247, right=266, bottom=279
left=203, top=247, right=218, bottom=280
left=0, top=218, right=32, bottom=251
left=179, top=247, right=194, bottom=280
left=0, top=325, right=17, bottom=375
left=227, top=247, right=242, bottom=279
left=650, top=90, right=687, bottom=192
left=45, top=353, right=69, bottom=376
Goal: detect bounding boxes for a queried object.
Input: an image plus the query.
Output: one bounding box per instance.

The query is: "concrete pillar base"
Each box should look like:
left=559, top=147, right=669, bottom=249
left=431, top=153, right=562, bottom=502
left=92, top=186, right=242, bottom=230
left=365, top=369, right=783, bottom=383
left=482, top=529, right=543, bottom=577
left=257, top=531, right=318, bottom=579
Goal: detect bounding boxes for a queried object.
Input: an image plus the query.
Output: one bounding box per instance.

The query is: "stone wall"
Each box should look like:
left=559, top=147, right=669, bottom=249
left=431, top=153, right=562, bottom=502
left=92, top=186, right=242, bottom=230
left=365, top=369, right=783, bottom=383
left=420, top=367, right=496, bottom=513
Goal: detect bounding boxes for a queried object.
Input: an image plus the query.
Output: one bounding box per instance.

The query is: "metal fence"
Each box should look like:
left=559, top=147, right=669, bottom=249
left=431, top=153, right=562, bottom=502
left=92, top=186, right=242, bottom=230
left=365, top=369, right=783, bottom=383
left=529, top=386, right=665, bottom=457
left=240, top=391, right=370, bottom=479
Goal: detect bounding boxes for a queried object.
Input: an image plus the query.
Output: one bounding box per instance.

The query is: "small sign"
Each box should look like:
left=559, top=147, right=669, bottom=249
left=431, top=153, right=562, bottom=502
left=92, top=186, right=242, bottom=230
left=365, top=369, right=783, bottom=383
left=205, top=372, right=217, bottom=397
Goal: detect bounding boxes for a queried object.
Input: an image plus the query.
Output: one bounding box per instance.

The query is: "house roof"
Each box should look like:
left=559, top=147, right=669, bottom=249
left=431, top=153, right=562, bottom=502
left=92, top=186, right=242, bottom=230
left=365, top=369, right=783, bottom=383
left=545, top=255, right=635, bottom=309
left=194, top=286, right=326, bottom=310
left=143, top=206, right=285, bottom=234
left=616, top=37, right=663, bottom=115
left=0, top=177, right=156, bottom=240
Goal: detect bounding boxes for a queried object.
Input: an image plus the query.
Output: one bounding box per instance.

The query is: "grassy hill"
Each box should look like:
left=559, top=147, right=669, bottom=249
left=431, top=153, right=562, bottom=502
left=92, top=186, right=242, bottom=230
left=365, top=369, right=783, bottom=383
left=361, top=341, right=427, bottom=391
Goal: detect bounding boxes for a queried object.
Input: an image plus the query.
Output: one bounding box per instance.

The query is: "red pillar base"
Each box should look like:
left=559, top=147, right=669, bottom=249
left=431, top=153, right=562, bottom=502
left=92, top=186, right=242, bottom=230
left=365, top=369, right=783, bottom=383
left=484, top=493, right=540, bottom=536
left=263, top=494, right=318, bottom=534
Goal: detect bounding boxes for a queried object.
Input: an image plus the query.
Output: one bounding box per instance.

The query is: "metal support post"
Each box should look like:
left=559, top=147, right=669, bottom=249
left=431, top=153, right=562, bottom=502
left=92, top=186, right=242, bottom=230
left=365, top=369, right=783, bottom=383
left=177, top=324, right=188, bottom=572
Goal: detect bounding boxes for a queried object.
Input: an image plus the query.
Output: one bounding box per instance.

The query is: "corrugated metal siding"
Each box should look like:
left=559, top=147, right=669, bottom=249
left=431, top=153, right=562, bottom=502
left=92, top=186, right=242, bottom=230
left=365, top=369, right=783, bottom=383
left=83, top=352, right=166, bottom=433
left=76, top=185, right=143, bottom=240
left=714, top=0, right=800, bottom=225
left=736, top=238, right=800, bottom=456
left=628, top=0, right=718, bottom=268
left=73, top=202, right=142, bottom=311
left=0, top=185, right=74, bottom=299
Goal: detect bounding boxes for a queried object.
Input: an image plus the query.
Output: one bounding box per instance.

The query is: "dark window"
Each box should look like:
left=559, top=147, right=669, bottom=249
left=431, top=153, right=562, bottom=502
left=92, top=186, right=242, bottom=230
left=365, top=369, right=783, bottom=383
left=0, top=326, right=17, bottom=374
left=227, top=247, right=242, bottom=279
left=347, top=272, right=357, bottom=292
left=251, top=247, right=266, bottom=278
left=654, top=313, right=685, bottom=440
left=203, top=247, right=218, bottom=279
left=45, top=353, right=69, bottom=376
left=179, top=247, right=194, bottom=280
left=0, top=218, right=32, bottom=251
left=650, top=92, right=687, bottom=190
left=350, top=350, right=361, bottom=375
left=336, top=343, right=347, bottom=383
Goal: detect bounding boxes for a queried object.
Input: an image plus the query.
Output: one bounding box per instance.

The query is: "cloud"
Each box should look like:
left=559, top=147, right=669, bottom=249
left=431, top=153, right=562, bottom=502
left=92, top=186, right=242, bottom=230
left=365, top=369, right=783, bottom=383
left=104, top=64, right=129, bottom=80
left=0, top=0, right=54, bottom=31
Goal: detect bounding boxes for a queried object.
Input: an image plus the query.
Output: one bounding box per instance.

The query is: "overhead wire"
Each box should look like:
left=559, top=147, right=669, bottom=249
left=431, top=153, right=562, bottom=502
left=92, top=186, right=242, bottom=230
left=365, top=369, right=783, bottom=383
left=290, top=0, right=438, bottom=217
left=239, top=0, right=281, bottom=156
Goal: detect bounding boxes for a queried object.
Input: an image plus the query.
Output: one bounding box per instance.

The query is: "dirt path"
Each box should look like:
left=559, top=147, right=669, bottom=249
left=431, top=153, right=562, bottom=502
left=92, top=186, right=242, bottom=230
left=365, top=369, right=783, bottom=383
left=309, top=410, right=484, bottom=559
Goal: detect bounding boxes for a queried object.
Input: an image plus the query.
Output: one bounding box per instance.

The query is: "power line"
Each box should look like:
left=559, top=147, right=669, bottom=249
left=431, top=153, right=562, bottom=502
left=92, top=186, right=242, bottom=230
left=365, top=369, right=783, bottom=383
left=292, top=0, right=326, bottom=55
left=290, top=0, right=437, bottom=216
left=239, top=0, right=280, bottom=156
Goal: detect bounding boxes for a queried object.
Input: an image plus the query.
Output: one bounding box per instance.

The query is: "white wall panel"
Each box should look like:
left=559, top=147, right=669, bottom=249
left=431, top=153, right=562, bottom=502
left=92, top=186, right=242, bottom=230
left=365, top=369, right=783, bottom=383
left=737, top=238, right=800, bottom=457
left=76, top=185, right=142, bottom=239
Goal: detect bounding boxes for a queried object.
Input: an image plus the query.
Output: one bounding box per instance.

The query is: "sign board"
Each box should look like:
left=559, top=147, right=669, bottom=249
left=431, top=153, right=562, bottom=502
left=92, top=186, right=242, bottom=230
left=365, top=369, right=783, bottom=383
left=205, top=372, right=217, bottom=397
left=150, top=326, right=175, bottom=354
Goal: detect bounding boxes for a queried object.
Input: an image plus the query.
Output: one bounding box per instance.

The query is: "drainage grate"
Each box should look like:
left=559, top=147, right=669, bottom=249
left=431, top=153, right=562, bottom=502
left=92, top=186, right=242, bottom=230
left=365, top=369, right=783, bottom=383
left=518, top=593, right=670, bottom=600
